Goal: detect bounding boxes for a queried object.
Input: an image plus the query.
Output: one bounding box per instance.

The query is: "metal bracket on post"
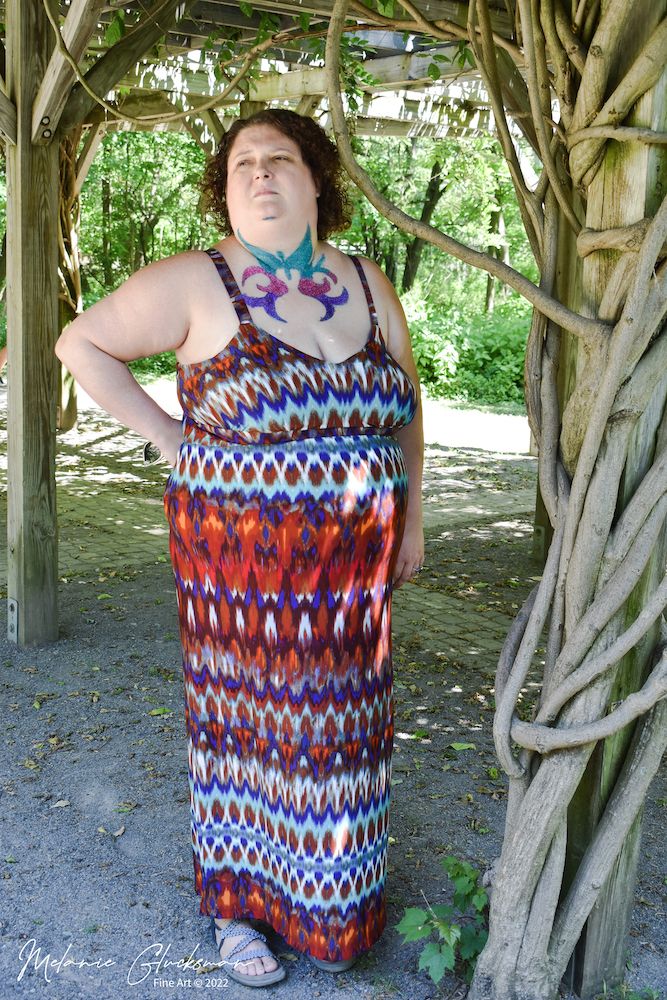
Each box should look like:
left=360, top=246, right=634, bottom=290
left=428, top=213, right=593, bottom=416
left=7, top=598, right=19, bottom=643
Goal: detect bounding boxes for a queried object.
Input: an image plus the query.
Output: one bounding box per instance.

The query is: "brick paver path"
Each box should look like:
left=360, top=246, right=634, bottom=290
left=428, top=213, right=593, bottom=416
left=0, top=383, right=538, bottom=668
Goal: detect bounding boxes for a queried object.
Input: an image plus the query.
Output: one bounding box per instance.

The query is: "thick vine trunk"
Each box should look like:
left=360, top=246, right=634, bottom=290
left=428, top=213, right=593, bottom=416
left=468, top=2, right=667, bottom=996
left=321, top=2, right=667, bottom=996
left=56, top=130, right=84, bottom=433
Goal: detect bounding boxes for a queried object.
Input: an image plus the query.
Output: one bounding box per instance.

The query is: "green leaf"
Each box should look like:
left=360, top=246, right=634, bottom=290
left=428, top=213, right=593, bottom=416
left=449, top=742, right=476, bottom=751
left=436, top=920, right=462, bottom=949
left=454, top=874, right=475, bottom=894
left=472, top=889, right=489, bottom=911
left=396, top=907, right=433, bottom=942
left=427, top=62, right=441, bottom=81
left=418, top=941, right=455, bottom=982
left=239, top=2, right=254, bottom=17
left=460, top=923, right=488, bottom=960
left=299, top=12, right=311, bottom=30
left=105, top=11, right=125, bottom=47
left=148, top=707, right=172, bottom=716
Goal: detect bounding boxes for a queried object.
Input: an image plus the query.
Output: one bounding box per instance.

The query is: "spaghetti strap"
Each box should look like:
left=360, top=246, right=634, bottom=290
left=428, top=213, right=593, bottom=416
left=349, top=255, right=380, bottom=336
left=204, top=247, right=253, bottom=327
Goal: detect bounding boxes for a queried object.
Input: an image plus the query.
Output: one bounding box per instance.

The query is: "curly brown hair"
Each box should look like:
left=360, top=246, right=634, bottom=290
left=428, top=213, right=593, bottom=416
left=200, top=109, right=351, bottom=240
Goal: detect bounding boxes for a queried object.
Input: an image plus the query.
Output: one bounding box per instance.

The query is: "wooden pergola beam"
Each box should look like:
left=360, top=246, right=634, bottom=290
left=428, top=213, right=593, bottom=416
left=295, top=94, right=321, bottom=117
left=59, top=0, right=198, bottom=133
left=6, top=0, right=60, bottom=644
left=32, top=0, right=106, bottom=144
left=250, top=50, right=480, bottom=100
left=122, top=42, right=475, bottom=103
left=200, top=107, right=225, bottom=144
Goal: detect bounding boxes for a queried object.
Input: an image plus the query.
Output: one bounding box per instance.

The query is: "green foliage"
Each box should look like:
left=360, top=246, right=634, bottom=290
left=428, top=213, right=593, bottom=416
left=402, top=285, right=530, bottom=405
left=396, top=855, right=489, bottom=985
left=104, top=10, right=125, bottom=46
left=79, top=130, right=218, bottom=299
left=128, top=353, right=176, bottom=384
left=595, top=987, right=661, bottom=1000
left=342, top=134, right=536, bottom=406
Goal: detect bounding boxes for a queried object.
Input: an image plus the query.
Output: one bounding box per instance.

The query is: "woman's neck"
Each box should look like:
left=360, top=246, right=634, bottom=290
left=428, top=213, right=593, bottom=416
left=235, top=226, right=325, bottom=278
left=226, top=225, right=349, bottom=326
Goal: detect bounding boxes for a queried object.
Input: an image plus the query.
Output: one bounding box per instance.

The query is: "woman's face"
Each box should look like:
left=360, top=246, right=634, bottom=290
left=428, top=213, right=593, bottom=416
left=225, top=124, right=319, bottom=237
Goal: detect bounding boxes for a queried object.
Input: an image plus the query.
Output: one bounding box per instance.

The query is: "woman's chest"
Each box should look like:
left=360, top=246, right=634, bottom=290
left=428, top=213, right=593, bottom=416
left=239, top=272, right=373, bottom=363
left=179, top=338, right=416, bottom=445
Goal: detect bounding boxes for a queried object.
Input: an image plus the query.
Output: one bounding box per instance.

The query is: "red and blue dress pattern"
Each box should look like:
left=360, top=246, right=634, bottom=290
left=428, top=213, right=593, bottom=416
left=163, top=247, right=417, bottom=962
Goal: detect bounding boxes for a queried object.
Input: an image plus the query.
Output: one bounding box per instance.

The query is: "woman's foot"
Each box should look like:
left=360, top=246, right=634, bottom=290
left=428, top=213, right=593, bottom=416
left=211, top=917, right=285, bottom=986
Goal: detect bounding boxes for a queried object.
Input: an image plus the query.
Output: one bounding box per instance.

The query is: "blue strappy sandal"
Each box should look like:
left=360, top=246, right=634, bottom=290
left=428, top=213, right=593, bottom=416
left=211, top=917, right=286, bottom=987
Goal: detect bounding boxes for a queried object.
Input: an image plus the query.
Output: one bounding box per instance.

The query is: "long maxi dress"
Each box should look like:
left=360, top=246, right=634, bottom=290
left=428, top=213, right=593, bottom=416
left=163, top=248, right=417, bottom=964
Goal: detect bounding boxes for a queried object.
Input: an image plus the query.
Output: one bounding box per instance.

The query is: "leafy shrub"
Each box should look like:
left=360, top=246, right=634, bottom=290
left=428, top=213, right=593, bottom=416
left=449, top=307, right=529, bottom=405
left=128, top=352, right=176, bottom=383
left=396, top=855, right=489, bottom=985
left=403, top=285, right=531, bottom=406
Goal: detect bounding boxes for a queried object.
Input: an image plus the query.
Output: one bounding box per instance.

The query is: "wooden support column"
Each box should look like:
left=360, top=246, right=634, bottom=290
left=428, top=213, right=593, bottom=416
left=5, top=0, right=60, bottom=644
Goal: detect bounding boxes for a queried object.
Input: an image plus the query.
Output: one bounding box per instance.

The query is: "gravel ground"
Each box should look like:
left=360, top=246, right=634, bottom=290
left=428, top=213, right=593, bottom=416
left=0, top=403, right=664, bottom=1000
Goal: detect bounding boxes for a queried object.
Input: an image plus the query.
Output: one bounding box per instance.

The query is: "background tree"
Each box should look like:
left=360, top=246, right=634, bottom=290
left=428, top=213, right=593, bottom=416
left=326, top=2, right=667, bottom=999
left=80, top=130, right=214, bottom=298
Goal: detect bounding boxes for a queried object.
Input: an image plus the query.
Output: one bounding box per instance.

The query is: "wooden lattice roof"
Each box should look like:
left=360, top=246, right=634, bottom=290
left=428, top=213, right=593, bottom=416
left=0, top=1, right=517, bottom=148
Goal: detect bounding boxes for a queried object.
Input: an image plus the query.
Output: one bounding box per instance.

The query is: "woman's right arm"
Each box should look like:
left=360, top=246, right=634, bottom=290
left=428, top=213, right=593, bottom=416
left=55, top=251, right=201, bottom=464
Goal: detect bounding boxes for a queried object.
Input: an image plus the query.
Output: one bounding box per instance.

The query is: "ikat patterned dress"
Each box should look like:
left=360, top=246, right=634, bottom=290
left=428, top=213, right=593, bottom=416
left=163, top=247, right=417, bottom=963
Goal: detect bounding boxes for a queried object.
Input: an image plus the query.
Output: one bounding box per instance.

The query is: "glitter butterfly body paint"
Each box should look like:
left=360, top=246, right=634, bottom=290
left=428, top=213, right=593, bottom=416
left=239, top=228, right=349, bottom=322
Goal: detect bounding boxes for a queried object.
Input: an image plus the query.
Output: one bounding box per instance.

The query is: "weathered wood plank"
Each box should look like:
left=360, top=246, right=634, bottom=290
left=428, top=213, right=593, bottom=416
left=200, top=108, right=225, bottom=144
left=295, top=94, right=321, bottom=116
left=32, top=0, right=107, bottom=144
left=5, top=0, right=60, bottom=644
left=59, top=0, right=199, bottom=132
left=120, top=44, right=480, bottom=100
left=0, top=86, right=16, bottom=143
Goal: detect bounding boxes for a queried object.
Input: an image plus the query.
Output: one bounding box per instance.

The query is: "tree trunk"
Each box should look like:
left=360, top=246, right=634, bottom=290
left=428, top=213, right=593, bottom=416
left=101, top=172, right=112, bottom=289
left=485, top=201, right=509, bottom=312
left=401, top=159, right=445, bottom=293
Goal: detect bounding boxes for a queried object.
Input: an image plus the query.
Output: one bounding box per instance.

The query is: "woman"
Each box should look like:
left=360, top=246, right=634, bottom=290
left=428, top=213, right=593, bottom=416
left=56, top=109, right=424, bottom=987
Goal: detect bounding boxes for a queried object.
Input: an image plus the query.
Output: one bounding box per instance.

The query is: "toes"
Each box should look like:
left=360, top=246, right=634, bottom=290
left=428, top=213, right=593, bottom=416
left=239, top=956, right=270, bottom=976
left=237, top=953, right=278, bottom=976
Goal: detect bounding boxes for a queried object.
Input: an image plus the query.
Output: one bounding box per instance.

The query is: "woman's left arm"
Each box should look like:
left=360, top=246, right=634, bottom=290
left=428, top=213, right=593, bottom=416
left=360, top=257, right=425, bottom=588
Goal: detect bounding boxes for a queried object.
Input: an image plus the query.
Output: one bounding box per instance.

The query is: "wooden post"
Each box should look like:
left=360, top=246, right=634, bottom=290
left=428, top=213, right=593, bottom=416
left=5, top=0, right=59, bottom=644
